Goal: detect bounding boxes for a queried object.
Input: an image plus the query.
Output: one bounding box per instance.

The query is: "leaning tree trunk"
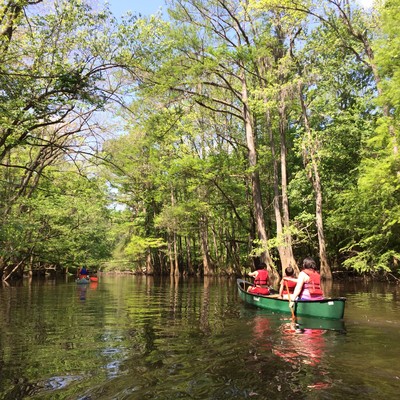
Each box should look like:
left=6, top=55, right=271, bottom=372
left=2, top=260, right=24, bottom=282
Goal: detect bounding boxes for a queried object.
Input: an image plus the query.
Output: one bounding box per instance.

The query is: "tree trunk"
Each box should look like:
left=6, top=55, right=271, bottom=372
left=169, top=188, right=180, bottom=277
left=241, top=72, right=278, bottom=280
left=168, top=234, right=175, bottom=277
left=146, top=250, right=154, bottom=275
left=185, top=236, right=195, bottom=276
left=299, top=83, right=332, bottom=280
left=173, top=232, right=179, bottom=276
left=278, top=101, right=297, bottom=262
left=200, top=215, right=213, bottom=276
left=312, top=161, right=331, bottom=279
left=2, top=260, right=24, bottom=282
left=267, top=108, right=285, bottom=273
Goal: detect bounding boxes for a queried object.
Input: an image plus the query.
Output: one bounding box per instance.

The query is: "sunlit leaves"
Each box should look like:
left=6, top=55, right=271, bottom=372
left=125, top=235, right=166, bottom=259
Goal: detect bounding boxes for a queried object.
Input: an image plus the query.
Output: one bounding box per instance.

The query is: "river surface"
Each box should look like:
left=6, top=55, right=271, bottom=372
left=0, top=275, right=399, bottom=399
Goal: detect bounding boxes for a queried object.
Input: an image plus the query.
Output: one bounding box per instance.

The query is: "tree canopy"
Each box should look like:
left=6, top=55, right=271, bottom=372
left=1, top=0, right=399, bottom=281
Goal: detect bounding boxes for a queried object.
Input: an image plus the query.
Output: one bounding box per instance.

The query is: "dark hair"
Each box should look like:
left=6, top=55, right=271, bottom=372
left=302, top=257, right=317, bottom=270
left=285, top=266, right=294, bottom=276
left=259, top=262, right=267, bottom=269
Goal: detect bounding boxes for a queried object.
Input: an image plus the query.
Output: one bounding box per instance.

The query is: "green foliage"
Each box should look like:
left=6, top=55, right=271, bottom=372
left=321, top=0, right=400, bottom=272
left=0, top=0, right=142, bottom=277
left=0, top=167, right=112, bottom=270
left=331, top=152, right=400, bottom=271
left=3, top=0, right=400, bottom=277
left=374, top=0, right=400, bottom=114
left=125, top=235, right=166, bottom=258
left=99, top=0, right=400, bottom=275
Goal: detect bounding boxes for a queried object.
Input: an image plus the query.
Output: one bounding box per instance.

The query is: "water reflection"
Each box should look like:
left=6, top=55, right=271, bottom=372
left=248, top=311, right=346, bottom=396
left=0, top=276, right=399, bottom=399
left=89, top=281, right=98, bottom=290
left=275, top=321, right=327, bottom=366
left=250, top=313, right=345, bottom=351
left=77, top=285, right=87, bottom=301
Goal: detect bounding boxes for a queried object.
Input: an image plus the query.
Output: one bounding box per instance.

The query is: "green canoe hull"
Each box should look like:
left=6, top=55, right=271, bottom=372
left=237, top=279, right=346, bottom=320
left=76, top=278, right=90, bottom=284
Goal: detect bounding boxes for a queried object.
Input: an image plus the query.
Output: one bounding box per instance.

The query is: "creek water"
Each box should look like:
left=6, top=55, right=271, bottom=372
left=0, top=275, right=399, bottom=399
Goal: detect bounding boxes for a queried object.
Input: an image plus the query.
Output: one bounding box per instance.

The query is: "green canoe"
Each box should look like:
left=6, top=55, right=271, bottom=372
left=237, top=279, right=346, bottom=320
left=76, top=277, right=90, bottom=284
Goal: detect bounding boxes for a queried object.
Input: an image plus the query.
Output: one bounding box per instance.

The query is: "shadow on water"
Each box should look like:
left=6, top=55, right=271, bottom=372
left=0, top=276, right=399, bottom=399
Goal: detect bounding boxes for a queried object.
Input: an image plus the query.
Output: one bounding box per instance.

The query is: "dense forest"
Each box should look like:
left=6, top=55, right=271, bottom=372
left=0, top=0, right=399, bottom=282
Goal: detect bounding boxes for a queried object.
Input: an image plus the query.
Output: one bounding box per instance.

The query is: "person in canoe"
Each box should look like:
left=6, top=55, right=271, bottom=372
left=77, top=266, right=89, bottom=279
left=278, top=266, right=297, bottom=299
left=290, top=257, right=324, bottom=306
left=247, top=262, right=271, bottom=295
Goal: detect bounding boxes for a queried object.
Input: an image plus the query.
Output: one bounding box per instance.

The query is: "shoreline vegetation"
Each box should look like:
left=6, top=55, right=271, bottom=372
left=18, top=267, right=400, bottom=285
left=1, top=1, right=400, bottom=283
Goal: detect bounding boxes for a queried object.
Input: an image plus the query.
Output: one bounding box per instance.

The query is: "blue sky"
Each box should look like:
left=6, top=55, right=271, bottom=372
left=103, top=0, right=373, bottom=19
left=104, top=0, right=166, bottom=18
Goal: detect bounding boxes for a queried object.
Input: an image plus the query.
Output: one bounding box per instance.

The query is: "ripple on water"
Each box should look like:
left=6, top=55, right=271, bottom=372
left=1, top=277, right=400, bottom=399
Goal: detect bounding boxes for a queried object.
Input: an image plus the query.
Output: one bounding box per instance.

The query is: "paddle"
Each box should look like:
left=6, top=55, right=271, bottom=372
left=285, top=280, right=296, bottom=320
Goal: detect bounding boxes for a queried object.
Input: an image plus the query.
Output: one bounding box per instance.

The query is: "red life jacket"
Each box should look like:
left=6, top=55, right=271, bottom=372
left=249, top=286, right=270, bottom=295
left=303, top=269, right=323, bottom=296
left=255, top=269, right=269, bottom=286
left=282, top=277, right=296, bottom=294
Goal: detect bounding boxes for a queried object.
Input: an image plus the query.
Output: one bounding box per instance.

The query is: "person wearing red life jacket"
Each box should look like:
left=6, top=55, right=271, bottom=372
left=278, top=266, right=297, bottom=299
left=290, top=257, right=324, bottom=307
left=247, top=262, right=270, bottom=295
left=77, top=266, right=88, bottom=279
